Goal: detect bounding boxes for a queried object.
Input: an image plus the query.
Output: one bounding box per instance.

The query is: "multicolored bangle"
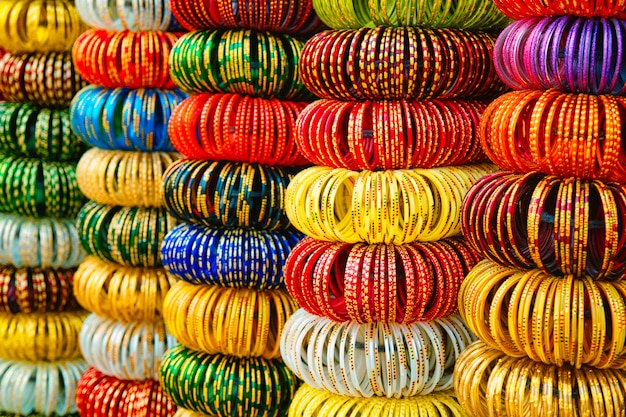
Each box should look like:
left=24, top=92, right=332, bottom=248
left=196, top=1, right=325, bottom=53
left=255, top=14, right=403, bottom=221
left=75, top=0, right=178, bottom=31
left=168, top=93, right=309, bottom=165
left=160, top=345, right=297, bottom=417
left=161, top=223, right=303, bottom=289
left=493, top=0, right=626, bottom=19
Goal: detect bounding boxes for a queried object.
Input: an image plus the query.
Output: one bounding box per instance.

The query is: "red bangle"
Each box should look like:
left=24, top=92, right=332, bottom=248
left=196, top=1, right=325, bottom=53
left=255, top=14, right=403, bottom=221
left=493, top=0, right=626, bottom=18
left=72, top=29, right=182, bottom=89
left=168, top=93, right=309, bottom=165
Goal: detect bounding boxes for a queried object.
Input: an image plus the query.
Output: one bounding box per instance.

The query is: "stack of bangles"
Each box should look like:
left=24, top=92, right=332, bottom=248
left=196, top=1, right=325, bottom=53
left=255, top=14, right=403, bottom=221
left=295, top=99, right=488, bottom=170
left=0, top=52, right=87, bottom=107
left=454, top=341, right=626, bottom=417
left=163, top=281, right=297, bottom=358
left=299, top=27, right=506, bottom=100
left=492, top=0, right=626, bottom=19
left=159, top=345, right=296, bottom=417
left=286, top=164, right=496, bottom=244
left=0, top=0, right=87, bottom=52
left=73, top=256, right=177, bottom=322
left=170, top=0, right=323, bottom=34
left=76, top=202, right=179, bottom=267
left=0, top=311, right=87, bottom=361
left=289, top=385, right=467, bottom=417
left=161, top=223, right=303, bottom=289
left=280, top=309, right=475, bottom=398
left=80, top=314, right=176, bottom=381
left=168, top=93, right=309, bottom=165
left=77, top=368, right=175, bottom=417
left=76, top=148, right=181, bottom=207
left=0, top=359, right=86, bottom=416
left=0, top=102, right=86, bottom=161
left=479, top=89, right=626, bottom=182
left=72, top=29, right=181, bottom=88
left=75, top=0, right=176, bottom=31
left=0, top=265, right=78, bottom=313
left=163, top=159, right=298, bottom=229
left=70, top=85, right=186, bottom=151
left=0, top=214, right=84, bottom=269
left=0, top=155, right=84, bottom=218
left=284, top=237, right=480, bottom=323
left=170, top=29, right=310, bottom=99
left=462, top=171, right=626, bottom=279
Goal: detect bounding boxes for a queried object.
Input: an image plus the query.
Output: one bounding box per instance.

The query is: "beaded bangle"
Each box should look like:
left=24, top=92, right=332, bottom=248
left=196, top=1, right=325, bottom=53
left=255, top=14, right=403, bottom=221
left=493, top=0, right=626, bottom=19
left=0, top=102, right=86, bottom=162
left=0, top=52, right=87, bottom=108
left=163, top=281, right=297, bottom=358
left=290, top=385, right=467, bottom=417
left=0, top=265, right=78, bottom=313
left=77, top=148, right=181, bottom=208
left=300, top=28, right=506, bottom=101
left=76, top=367, right=176, bottom=417
left=286, top=164, right=496, bottom=245
left=480, top=89, right=626, bottom=181
left=285, top=237, right=480, bottom=323
left=455, top=341, right=626, bottom=417
left=462, top=171, right=626, bottom=279
left=0, top=359, right=86, bottom=416
left=70, top=86, right=186, bottom=152
left=313, top=0, right=507, bottom=30
left=160, top=345, right=296, bottom=417
left=297, top=99, right=488, bottom=170
left=77, top=202, right=179, bottom=268
left=162, top=223, right=303, bottom=289
left=74, top=256, right=177, bottom=322
left=80, top=314, right=176, bottom=381
left=0, top=311, right=87, bottom=361
left=0, top=0, right=87, bottom=53
left=72, top=29, right=181, bottom=89
left=0, top=155, right=84, bottom=218
left=163, top=159, right=298, bottom=230
left=171, top=29, right=311, bottom=100
left=168, top=93, right=309, bottom=165
left=75, top=0, right=177, bottom=31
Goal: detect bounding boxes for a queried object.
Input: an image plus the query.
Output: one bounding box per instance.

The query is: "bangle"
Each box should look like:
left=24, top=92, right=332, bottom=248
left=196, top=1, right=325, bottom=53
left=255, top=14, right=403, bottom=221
left=0, top=102, right=86, bottom=162
left=168, top=93, right=309, bottom=165
left=0, top=311, right=87, bottom=362
left=0, top=51, right=87, bottom=107
left=70, top=86, right=186, bottom=152
left=281, top=309, right=476, bottom=397
left=73, top=256, right=177, bottom=322
left=77, top=148, right=181, bottom=208
left=455, top=341, right=626, bottom=417
left=0, top=265, right=78, bottom=313
left=163, top=159, right=298, bottom=230
left=173, top=409, right=204, bottom=417
left=290, top=384, right=467, bottom=417
left=313, top=0, right=507, bottom=30
left=493, top=0, right=626, bottom=18
left=170, top=29, right=311, bottom=100
left=285, top=237, right=480, bottom=323
left=0, top=0, right=86, bottom=53
left=72, top=29, right=182, bottom=89
left=462, top=171, right=626, bottom=279
left=300, top=28, right=506, bottom=100
left=162, top=223, right=303, bottom=289
left=75, top=0, right=178, bottom=31
left=76, top=367, right=176, bottom=417
left=296, top=99, right=488, bottom=170
left=163, top=281, right=298, bottom=358
left=0, top=358, right=86, bottom=416
left=76, top=202, right=179, bottom=268
left=286, top=164, right=496, bottom=245
left=160, top=345, right=297, bottom=417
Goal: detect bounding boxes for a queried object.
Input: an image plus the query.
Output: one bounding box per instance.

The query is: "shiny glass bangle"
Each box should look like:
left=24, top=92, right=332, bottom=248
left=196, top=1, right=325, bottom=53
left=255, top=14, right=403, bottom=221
left=280, top=309, right=476, bottom=398
left=173, top=409, right=204, bottom=417
left=161, top=223, right=303, bottom=289
left=493, top=0, right=626, bottom=19
left=75, top=0, right=178, bottom=31
left=160, top=345, right=297, bottom=417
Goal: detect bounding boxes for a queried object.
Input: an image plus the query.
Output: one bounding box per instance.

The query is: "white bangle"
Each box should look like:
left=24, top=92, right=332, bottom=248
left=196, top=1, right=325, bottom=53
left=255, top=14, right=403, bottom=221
left=75, top=0, right=173, bottom=31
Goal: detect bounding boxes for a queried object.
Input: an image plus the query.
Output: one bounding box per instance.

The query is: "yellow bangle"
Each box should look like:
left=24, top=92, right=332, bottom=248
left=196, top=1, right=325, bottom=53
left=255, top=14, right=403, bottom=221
left=173, top=408, right=206, bottom=417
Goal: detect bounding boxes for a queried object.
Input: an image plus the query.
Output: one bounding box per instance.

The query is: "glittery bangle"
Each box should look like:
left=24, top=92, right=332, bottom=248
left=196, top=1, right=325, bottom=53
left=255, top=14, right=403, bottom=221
left=493, top=0, right=626, bottom=18
left=75, top=0, right=178, bottom=31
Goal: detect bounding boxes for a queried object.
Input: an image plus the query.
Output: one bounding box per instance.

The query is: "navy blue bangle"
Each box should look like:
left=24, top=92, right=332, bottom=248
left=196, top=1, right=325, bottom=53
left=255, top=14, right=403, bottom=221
left=161, top=222, right=303, bottom=289
left=70, top=85, right=187, bottom=152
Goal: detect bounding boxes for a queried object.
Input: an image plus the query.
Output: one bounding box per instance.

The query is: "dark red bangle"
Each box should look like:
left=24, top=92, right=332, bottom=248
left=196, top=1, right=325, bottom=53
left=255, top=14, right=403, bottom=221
left=300, top=27, right=507, bottom=100
left=72, top=29, right=182, bottom=89
left=168, top=93, right=310, bottom=165
left=493, top=0, right=626, bottom=19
